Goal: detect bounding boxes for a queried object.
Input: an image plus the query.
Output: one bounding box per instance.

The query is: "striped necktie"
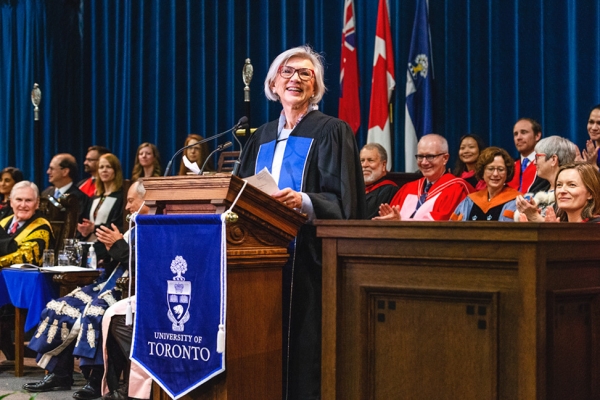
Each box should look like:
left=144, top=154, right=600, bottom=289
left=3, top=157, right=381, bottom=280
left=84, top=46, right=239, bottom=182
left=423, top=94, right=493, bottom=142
left=411, top=181, right=432, bottom=218
left=9, top=221, right=18, bottom=235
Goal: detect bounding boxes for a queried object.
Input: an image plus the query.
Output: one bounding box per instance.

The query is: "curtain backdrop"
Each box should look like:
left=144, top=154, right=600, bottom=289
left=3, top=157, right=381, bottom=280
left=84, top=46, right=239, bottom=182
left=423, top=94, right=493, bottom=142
left=2, top=0, right=600, bottom=182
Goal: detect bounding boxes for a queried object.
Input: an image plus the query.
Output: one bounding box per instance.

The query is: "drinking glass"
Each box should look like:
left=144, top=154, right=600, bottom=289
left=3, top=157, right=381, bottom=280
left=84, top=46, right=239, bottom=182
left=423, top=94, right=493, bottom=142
left=42, top=249, right=55, bottom=268
left=57, top=250, right=69, bottom=266
left=63, top=238, right=82, bottom=266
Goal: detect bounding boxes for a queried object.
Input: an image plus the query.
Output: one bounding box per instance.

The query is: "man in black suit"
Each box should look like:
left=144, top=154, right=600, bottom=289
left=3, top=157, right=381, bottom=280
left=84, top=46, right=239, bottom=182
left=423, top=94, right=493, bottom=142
left=42, top=154, right=89, bottom=220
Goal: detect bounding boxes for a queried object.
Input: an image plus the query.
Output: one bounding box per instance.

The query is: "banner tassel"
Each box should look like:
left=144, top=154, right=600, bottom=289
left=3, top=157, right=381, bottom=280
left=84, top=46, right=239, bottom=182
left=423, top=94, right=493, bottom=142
left=217, top=324, right=226, bottom=353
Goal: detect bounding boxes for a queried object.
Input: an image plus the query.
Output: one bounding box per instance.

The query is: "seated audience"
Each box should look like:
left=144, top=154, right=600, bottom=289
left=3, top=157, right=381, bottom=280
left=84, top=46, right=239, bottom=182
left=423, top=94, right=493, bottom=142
left=23, top=181, right=146, bottom=399
left=374, top=134, right=472, bottom=221
left=451, top=147, right=520, bottom=221
left=178, top=134, right=211, bottom=175
left=0, top=167, right=24, bottom=220
left=77, top=153, right=124, bottom=249
left=515, top=136, right=577, bottom=221
left=41, top=153, right=90, bottom=221
left=360, top=143, right=399, bottom=219
left=544, top=162, right=600, bottom=223
left=130, top=142, right=161, bottom=182
left=78, top=146, right=111, bottom=197
left=453, top=134, right=486, bottom=190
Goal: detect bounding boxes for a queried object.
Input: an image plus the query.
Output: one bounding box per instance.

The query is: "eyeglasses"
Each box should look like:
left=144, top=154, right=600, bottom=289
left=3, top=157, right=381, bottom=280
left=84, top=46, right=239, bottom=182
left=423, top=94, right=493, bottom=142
left=278, top=66, right=315, bottom=81
left=415, top=153, right=446, bottom=162
left=535, top=153, right=551, bottom=162
left=85, top=158, right=99, bottom=162
left=485, top=166, right=507, bottom=174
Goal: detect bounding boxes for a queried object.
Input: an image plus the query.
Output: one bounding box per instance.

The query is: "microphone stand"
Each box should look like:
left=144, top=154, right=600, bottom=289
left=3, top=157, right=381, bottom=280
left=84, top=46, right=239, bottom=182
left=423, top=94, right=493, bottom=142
left=164, top=117, right=248, bottom=176
left=199, top=141, right=233, bottom=175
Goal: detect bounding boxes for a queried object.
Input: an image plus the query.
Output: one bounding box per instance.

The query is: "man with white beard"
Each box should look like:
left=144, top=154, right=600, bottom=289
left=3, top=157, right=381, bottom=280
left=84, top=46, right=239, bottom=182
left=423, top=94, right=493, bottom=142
left=360, top=143, right=399, bottom=219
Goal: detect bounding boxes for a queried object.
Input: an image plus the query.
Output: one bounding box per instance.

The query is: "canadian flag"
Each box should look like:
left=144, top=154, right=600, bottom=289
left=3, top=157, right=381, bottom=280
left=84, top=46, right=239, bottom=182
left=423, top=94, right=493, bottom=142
left=338, top=0, right=361, bottom=133
left=367, top=0, right=395, bottom=170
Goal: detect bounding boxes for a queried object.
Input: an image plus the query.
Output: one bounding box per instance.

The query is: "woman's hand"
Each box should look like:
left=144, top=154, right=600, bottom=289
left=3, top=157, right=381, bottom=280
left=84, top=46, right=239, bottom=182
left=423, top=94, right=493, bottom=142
left=77, top=219, right=95, bottom=237
left=96, top=223, right=123, bottom=251
left=515, top=195, right=543, bottom=222
left=272, top=188, right=302, bottom=210
left=544, top=207, right=560, bottom=223
left=372, top=203, right=402, bottom=221
left=582, top=140, right=599, bottom=165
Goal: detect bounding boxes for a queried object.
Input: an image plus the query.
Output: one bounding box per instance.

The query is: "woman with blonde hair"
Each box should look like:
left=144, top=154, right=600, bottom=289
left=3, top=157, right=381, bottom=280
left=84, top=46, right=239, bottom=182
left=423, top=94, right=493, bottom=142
left=131, top=143, right=161, bottom=182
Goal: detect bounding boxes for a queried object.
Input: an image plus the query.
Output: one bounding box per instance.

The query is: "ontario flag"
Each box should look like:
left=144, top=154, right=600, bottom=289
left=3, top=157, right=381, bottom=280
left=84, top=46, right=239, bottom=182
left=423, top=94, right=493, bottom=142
left=405, top=0, right=433, bottom=172
left=367, top=0, right=395, bottom=170
left=338, top=0, right=360, bottom=133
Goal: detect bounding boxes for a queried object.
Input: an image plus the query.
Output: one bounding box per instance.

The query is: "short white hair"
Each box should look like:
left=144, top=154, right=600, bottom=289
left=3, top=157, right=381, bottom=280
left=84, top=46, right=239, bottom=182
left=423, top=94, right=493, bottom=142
left=419, top=134, right=449, bottom=153
left=263, top=45, right=326, bottom=105
left=10, top=181, right=39, bottom=199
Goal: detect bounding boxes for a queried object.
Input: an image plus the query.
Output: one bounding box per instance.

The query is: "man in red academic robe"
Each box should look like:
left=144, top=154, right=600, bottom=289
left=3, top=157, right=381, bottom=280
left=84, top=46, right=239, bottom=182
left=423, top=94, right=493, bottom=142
left=507, top=118, right=550, bottom=193
left=374, top=134, right=473, bottom=221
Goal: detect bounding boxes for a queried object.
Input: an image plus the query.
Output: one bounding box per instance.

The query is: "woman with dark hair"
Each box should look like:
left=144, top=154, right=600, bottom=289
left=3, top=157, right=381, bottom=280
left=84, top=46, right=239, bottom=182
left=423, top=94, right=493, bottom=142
left=131, top=143, right=161, bottom=182
left=0, top=167, right=24, bottom=220
left=545, top=162, right=600, bottom=223
left=451, top=146, right=520, bottom=221
left=178, top=134, right=211, bottom=175
left=453, top=134, right=486, bottom=189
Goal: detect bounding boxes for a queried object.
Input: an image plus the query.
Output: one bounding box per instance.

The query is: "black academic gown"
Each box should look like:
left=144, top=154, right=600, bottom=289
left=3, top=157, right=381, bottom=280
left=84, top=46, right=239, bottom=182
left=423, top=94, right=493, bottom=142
left=238, top=110, right=366, bottom=400
left=365, top=177, right=400, bottom=219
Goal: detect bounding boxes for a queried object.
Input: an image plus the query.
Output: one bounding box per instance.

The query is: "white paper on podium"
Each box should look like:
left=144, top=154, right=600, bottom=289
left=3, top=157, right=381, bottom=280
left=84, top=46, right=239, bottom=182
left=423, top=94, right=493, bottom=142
left=182, top=155, right=201, bottom=174
left=243, top=167, right=280, bottom=195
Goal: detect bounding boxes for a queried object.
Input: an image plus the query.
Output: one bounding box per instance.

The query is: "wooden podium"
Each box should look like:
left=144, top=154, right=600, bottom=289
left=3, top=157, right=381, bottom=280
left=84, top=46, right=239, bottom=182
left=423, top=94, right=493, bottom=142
left=317, top=221, right=600, bottom=400
left=140, top=175, right=305, bottom=400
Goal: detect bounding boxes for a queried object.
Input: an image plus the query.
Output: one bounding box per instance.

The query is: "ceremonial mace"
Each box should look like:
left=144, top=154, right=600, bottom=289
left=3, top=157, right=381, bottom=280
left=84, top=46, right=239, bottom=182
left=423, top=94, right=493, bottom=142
left=31, top=83, right=43, bottom=185
left=241, top=58, right=253, bottom=137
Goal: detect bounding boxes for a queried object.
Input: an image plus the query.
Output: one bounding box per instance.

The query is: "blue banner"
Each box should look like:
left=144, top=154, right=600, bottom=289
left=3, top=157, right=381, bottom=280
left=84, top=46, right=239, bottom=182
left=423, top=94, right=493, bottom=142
left=131, top=214, right=226, bottom=399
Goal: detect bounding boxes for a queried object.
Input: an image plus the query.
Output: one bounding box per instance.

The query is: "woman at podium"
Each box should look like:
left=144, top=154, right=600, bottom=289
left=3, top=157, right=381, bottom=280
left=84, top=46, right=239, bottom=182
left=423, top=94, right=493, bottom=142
left=237, top=45, right=365, bottom=400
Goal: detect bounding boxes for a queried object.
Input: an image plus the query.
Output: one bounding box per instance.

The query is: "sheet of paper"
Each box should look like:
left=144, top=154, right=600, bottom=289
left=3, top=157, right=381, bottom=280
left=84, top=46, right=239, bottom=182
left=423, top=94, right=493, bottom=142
left=243, top=167, right=280, bottom=195
left=182, top=155, right=200, bottom=174
left=40, top=266, right=93, bottom=273
left=9, top=264, right=40, bottom=270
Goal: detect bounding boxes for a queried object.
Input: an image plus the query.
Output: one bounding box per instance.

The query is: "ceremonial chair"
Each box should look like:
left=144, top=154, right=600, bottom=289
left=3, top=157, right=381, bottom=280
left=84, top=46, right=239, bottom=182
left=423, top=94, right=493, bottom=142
left=217, top=151, right=240, bottom=173
left=38, top=194, right=79, bottom=252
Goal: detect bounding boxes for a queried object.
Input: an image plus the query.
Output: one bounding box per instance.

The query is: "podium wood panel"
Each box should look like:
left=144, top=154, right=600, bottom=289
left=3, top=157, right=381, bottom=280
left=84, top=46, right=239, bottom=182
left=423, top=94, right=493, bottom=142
left=142, top=175, right=305, bottom=400
left=317, top=221, right=600, bottom=400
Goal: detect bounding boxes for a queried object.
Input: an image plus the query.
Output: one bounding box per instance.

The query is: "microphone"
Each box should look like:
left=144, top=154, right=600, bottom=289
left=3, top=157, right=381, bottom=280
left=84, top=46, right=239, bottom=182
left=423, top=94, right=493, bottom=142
left=230, top=121, right=248, bottom=177
left=164, top=116, right=248, bottom=176
left=47, top=195, right=66, bottom=212
left=199, top=141, right=233, bottom=175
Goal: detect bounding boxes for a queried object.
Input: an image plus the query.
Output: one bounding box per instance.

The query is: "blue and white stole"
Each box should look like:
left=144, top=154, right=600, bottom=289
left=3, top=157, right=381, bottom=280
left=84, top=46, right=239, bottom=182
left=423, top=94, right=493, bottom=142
left=255, top=111, right=314, bottom=192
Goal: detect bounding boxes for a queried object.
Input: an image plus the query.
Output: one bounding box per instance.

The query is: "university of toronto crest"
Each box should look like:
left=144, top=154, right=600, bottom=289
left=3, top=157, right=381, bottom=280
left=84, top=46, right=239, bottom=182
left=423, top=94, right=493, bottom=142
left=167, top=256, right=192, bottom=332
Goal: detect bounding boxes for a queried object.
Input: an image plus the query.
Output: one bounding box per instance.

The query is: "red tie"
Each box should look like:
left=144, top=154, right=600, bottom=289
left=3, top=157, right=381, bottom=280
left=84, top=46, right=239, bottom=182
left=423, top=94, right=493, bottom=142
left=9, top=222, right=17, bottom=235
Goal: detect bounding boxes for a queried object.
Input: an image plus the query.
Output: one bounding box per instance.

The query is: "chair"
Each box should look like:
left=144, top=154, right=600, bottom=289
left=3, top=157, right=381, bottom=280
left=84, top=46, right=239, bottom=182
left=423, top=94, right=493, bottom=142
left=217, top=151, right=240, bottom=173
left=38, top=193, right=79, bottom=252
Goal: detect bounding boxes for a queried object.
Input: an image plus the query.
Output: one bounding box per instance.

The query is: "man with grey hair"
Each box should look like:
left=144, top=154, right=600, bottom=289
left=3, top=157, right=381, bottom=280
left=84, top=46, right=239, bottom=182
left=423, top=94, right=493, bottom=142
left=361, top=143, right=399, bottom=219
left=0, top=181, right=53, bottom=267
left=374, top=134, right=472, bottom=221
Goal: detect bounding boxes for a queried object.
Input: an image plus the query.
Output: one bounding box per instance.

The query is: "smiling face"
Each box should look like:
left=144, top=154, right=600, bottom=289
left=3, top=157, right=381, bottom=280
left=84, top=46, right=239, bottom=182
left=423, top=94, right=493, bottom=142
left=271, top=56, right=316, bottom=111
left=555, top=168, right=592, bottom=220
left=483, top=155, right=508, bottom=195
left=588, top=109, right=600, bottom=141
left=513, top=120, right=541, bottom=156
left=0, top=173, right=16, bottom=196
left=10, top=186, right=38, bottom=222
left=416, top=137, right=449, bottom=182
left=459, top=137, right=480, bottom=167
left=98, top=157, right=115, bottom=184
left=83, top=150, right=100, bottom=174
left=138, top=146, right=155, bottom=168
left=360, top=148, right=387, bottom=184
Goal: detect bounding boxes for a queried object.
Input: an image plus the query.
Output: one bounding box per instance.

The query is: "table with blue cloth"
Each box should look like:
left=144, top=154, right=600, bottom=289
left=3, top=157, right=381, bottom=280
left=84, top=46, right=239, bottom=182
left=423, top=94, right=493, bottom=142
left=0, top=269, right=59, bottom=376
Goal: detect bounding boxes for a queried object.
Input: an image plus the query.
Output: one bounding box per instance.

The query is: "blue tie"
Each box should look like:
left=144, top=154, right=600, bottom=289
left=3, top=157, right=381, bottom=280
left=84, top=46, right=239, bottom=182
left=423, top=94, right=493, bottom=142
left=519, top=158, right=529, bottom=191
left=411, top=181, right=432, bottom=218
left=54, top=188, right=61, bottom=199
